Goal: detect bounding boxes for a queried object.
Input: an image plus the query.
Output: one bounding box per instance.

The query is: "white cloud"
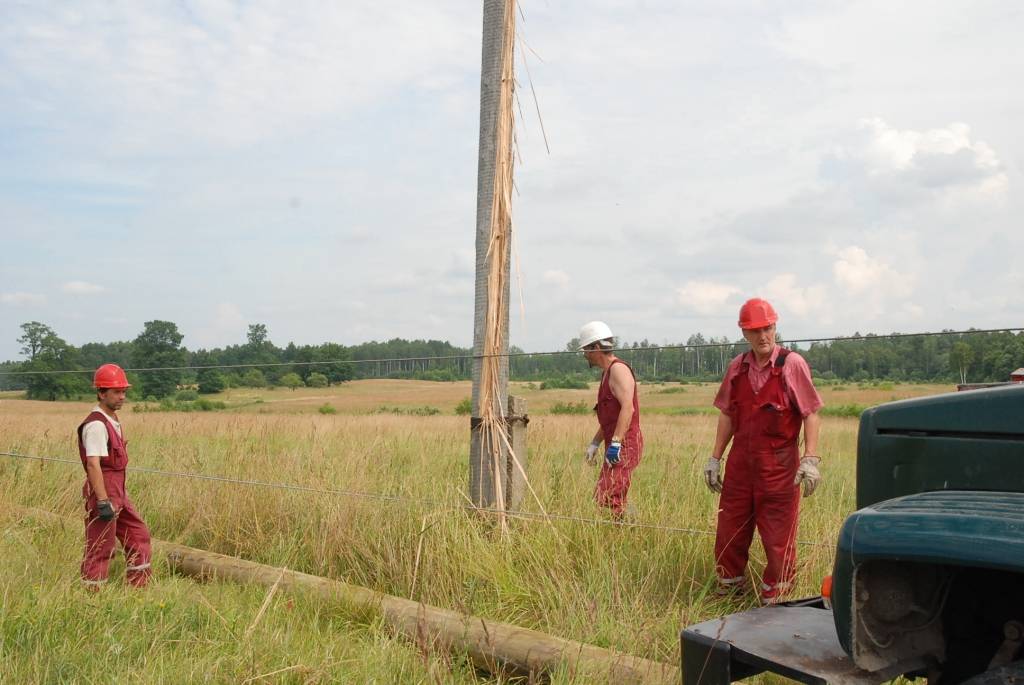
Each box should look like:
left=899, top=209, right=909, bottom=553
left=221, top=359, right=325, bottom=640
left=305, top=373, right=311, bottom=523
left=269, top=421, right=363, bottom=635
left=2, top=3, right=1023, bottom=358
left=445, top=249, right=475, bottom=279
left=835, top=118, right=1008, bottom=201
left=760, top=274, right=828, bottom=322
left=828, top=246, right=922, bottom=323
left=62, top=280, right=106, bottom=295
left=0, top=3, right=476, bottom=150
left=542, top=269, right=570, bottom=288
left=832, top=246, right=913, bottom=296
left=676, top=281, right=740, bottom=315
left=1, top=292, right=47, bottom=306
left=191, top=302, right=247, bottom=349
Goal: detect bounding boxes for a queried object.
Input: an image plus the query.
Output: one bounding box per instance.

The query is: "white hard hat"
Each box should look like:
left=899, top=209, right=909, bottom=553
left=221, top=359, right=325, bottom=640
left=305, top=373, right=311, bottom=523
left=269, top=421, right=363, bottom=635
left=578, top=321, right=614, bottom=350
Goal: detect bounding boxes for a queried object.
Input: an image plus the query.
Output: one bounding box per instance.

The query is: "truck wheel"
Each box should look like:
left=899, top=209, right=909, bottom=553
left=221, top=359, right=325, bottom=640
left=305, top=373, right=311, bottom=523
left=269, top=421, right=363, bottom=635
left=959, top=662, right=1024, bottom=685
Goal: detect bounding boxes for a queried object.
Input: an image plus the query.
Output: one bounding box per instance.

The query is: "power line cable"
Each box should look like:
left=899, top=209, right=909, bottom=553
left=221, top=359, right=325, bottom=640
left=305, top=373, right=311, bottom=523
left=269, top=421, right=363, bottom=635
left=2, top=326, right=1021, bottom=377
left=0, top=449, right=829, bottom=546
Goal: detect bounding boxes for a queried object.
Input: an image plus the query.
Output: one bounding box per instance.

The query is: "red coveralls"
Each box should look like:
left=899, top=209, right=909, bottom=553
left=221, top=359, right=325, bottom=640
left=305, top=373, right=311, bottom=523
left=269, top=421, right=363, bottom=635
left=78, top=411, right=152, bottom=587
left=714, top=349, right=802, bottom=598
left=594, top=359, right=643, bottom=515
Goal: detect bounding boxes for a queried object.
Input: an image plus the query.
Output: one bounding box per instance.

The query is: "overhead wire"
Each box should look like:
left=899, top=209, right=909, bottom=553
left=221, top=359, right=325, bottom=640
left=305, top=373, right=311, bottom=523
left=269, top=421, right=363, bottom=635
left=1, top=326, right=1021, bottom=377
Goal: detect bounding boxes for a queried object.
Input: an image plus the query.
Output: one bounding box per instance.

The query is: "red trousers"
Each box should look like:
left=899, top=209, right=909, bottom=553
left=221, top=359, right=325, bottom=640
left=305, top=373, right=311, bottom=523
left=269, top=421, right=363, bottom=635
left=82, top=471, right=152, bottom=587
left=714, top=448, right=800, bottom=592
left=594, top=433, right=643, bottom=515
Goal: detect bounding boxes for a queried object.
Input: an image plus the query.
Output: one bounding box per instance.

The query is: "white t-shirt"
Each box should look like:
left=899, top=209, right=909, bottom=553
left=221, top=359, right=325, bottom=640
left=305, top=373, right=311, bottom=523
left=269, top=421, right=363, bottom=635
left=81, top=407, right=123, bottom=458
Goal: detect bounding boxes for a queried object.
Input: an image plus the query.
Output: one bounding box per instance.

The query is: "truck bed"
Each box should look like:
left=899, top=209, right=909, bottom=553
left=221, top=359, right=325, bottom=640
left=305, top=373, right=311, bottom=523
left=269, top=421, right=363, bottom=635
left=680, top=599, right=898, bottom=685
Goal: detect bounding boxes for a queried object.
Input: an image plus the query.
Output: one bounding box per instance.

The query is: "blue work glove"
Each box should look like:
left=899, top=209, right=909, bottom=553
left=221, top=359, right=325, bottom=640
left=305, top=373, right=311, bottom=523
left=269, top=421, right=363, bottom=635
left=605, top=440, right=622, bottom=466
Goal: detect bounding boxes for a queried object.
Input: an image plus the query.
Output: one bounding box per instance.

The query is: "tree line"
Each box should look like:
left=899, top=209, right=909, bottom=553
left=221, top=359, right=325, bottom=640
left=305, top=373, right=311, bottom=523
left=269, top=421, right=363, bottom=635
left=2, top=320, right=1021, bottom=400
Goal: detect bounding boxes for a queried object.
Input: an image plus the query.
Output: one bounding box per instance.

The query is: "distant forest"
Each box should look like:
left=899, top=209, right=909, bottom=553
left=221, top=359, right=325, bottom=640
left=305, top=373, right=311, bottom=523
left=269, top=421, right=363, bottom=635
left=2, top=320, right=1022, bottom=401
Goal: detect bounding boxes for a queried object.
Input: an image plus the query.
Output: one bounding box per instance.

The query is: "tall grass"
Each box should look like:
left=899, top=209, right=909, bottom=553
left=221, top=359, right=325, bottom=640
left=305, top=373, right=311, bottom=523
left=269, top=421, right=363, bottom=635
left=0, top=380, right=953, bottom=682
left=549, top=400, right=592, bottom=415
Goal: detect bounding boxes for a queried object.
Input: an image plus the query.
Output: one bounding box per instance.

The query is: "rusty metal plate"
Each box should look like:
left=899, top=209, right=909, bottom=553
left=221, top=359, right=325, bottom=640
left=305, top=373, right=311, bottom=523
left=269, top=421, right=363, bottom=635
left=682, top=603, right=889, bottom=685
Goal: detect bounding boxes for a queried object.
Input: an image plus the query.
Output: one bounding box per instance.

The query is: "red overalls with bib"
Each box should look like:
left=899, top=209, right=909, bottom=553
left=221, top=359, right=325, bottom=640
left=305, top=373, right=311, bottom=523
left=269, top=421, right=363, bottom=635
left=714, top=348, right=802, bottom=596
left=594, top=359, right=643, bottom=515
left=78, top=411, right=152, bottom=587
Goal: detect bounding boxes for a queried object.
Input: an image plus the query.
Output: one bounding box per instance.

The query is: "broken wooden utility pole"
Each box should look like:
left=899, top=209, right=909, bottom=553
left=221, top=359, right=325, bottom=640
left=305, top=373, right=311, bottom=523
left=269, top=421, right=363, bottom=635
left=17, top=507, right=681, bottom=684
left=470, top=0, right=527, bottom=514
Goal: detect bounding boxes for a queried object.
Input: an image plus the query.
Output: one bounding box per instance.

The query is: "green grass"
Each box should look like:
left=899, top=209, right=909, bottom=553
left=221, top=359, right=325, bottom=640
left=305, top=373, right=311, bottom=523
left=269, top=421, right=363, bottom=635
left=549, top=400, right=592, bottom=415
left=819, top=403, right=869, bottom=418
left=538, top=376, right=590, bottom=390
left=0, top=380, right=955, bottom=682
left=0, top=513, right=490, bottom=684
left=645, top=406, right=718, bottom=416
left=132, top=398, right=229, bottom=413
left=373, top=405, right=441, bottom=416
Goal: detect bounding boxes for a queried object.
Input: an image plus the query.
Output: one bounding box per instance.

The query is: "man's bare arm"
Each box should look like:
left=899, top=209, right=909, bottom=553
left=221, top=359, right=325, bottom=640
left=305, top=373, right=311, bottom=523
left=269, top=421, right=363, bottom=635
left=712, top=412, right=734, bottom=459
left=85, top=456, right=109, bottom=501
left=802, top=411, right=820, bottom=456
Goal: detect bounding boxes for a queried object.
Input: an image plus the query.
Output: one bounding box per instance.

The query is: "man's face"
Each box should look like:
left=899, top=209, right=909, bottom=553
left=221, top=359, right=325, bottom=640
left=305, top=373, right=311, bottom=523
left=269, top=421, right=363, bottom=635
left=742, top=324, right=776, bottom=359
left=582, top=344, right=601, bottom=368
left=99, top=388, right=127, bottom=411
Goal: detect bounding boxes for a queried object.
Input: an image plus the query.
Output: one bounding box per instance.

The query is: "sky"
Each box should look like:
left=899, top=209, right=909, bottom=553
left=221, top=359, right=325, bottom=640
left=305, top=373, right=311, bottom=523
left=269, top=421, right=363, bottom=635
left=2, top=1, right=1022, bottom=361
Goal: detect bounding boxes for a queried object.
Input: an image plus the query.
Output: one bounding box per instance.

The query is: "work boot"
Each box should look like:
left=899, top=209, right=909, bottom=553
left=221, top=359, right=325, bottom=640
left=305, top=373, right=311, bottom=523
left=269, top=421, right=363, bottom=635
left=760, top=582, right=789, bottom=605
left=614, top=503, right=639, bottom=524
left=81, top=578, right=107, bottom=593
left=715, top=576, right=747, bottom=597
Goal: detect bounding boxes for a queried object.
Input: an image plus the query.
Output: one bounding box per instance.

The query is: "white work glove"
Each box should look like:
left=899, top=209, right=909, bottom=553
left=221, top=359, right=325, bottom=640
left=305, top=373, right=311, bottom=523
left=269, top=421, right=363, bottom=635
left=703, top=457, right=723, bottom=493
left=585, top=440, right=600, bottom=465
left=794, top=456, right=822, bottom=497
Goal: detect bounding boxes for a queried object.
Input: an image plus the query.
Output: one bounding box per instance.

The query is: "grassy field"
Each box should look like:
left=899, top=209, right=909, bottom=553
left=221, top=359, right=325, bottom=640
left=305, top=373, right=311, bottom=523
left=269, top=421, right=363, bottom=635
left=0, top=379, right=955, bottom=683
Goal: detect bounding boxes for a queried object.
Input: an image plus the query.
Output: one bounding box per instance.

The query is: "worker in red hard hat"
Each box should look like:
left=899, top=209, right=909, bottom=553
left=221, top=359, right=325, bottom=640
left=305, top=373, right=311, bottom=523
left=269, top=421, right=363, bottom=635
left=578, top=321, right=643, bottom=519
left=78, top=363, right=152, bottom=588
left=705, top=298, right=823, bottom=604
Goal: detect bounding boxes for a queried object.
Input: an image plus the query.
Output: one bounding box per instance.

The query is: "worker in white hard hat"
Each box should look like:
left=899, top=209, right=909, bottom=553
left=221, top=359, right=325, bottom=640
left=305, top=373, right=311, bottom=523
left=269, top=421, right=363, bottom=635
left=578, top=321, right=644, bottom=518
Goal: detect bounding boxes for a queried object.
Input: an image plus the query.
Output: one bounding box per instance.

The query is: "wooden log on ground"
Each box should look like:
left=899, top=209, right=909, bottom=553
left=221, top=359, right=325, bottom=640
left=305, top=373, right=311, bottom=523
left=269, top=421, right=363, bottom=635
left=21, top=508, right=679, bottom=684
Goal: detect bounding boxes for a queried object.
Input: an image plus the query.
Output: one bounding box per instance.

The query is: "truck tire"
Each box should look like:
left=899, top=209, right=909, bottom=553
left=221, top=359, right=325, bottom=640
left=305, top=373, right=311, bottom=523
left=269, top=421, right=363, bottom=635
left=959, top=662, right=1024, bottom=685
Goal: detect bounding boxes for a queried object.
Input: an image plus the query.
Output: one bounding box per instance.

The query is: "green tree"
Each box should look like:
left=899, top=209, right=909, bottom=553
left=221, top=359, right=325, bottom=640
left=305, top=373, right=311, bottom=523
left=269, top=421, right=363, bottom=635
left=312, top=343, right=354, bottom=384
left=306, top=372, right=329, bottom=388
left=279, top=372, right=304, bottom=390
left=17, top=321, right=55, bottom=360
left=17, top=322, right=89, bottom=400
left=79, top=340, right=133, bottom=374
left=247, top=324, right=267, bottom=346
left=132, top=320, right=185, bottom=399
left=242, top=368, right=266, bottom=388
left=197, top=369, right=226, bottom=394
left=949, top=342, right=974, bottom=384
left=0, top=360, right=27, bottom=391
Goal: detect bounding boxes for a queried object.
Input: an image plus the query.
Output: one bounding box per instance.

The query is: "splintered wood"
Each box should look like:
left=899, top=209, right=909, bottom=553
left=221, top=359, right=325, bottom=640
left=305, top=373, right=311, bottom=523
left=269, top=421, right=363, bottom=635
left=477, top=0, right=517, bottom=531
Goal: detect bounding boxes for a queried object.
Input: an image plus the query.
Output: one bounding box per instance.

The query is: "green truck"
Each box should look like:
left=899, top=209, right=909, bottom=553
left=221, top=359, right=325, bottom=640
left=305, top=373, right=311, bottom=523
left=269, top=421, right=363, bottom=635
left=680, top=383, right=1024, bottom=685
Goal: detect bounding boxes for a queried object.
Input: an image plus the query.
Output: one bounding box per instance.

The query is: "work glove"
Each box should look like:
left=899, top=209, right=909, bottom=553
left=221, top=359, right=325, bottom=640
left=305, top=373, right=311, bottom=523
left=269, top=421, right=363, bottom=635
left=605, top=441, right=622, bottom=466
left=794, top=456, right=822, bottom=497
left=96, top=499, right=117, bottom=521
left=703, top=457, right=723, bottom=493
left=585, top=440, right=600, bottom=465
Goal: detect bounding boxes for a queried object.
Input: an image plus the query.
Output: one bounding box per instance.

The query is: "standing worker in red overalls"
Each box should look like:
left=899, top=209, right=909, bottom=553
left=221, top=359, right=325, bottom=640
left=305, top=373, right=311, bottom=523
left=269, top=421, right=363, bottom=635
left=579, top=321, right=643, bottom=519
left=705, top=299, right=823, bottom=604
left=78, top=363, right=152, bottom=588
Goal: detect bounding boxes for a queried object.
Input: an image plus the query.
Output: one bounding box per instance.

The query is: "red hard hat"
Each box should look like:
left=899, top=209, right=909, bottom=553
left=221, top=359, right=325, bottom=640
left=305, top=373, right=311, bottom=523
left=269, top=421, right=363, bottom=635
left=93, top=363, right=131, bottom=389
left=738, top=298, right=778, bottom=330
